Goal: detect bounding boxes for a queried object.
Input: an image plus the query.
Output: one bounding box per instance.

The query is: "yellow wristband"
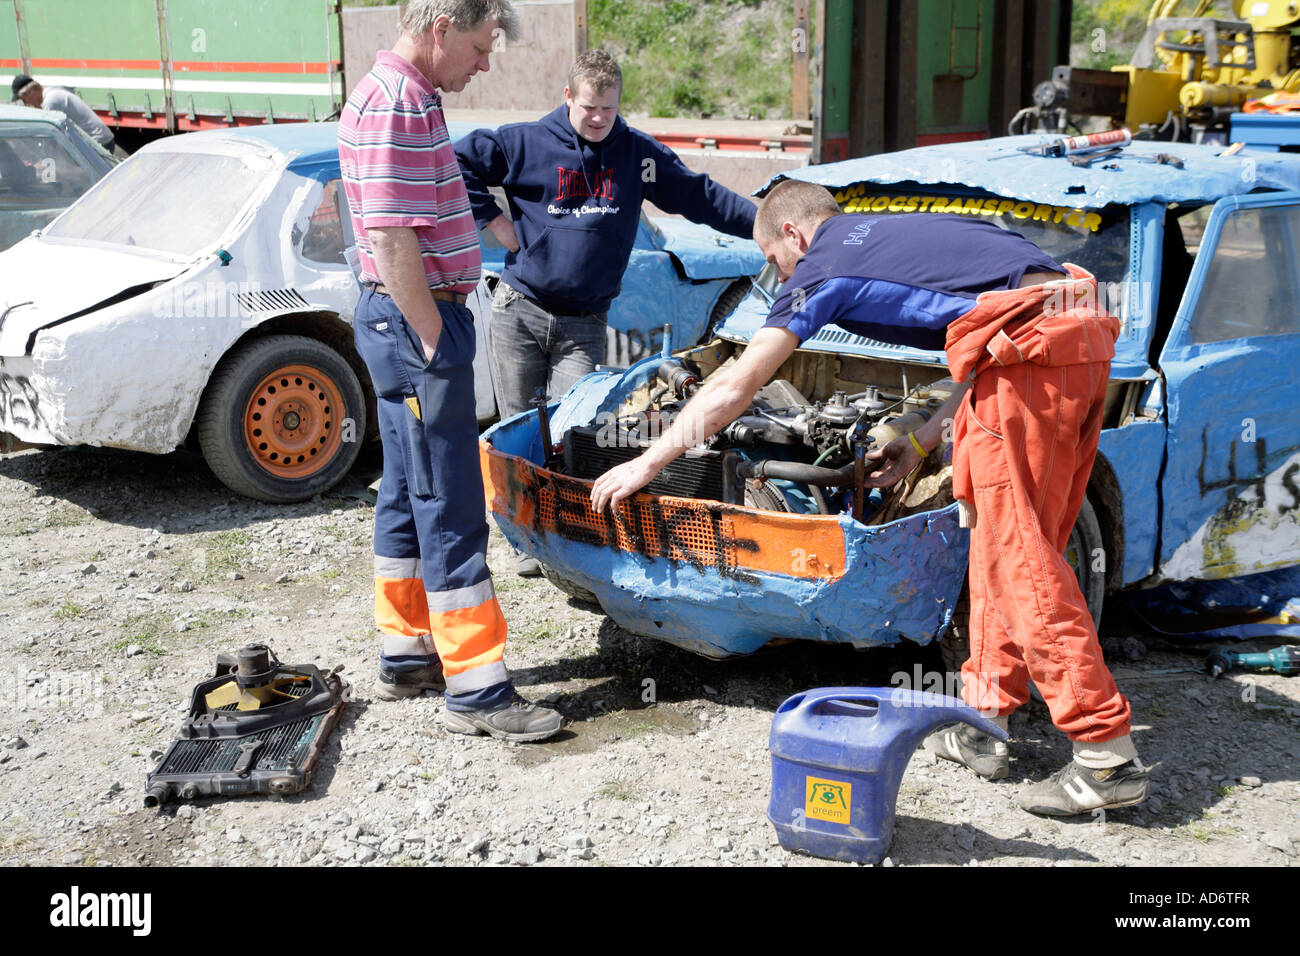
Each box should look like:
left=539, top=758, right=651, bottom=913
left=908, top=431, right=927, bottom=458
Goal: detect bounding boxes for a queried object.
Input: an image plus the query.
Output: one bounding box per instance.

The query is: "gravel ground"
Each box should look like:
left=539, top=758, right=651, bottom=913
left=1, top=444, right=1297, bottom=868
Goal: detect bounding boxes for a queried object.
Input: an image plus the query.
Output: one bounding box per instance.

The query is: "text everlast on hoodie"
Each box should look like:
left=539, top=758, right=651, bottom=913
left=454, top=105, right=757, bottom=315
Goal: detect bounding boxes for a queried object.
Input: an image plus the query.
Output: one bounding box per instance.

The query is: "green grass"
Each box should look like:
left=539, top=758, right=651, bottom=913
left=42, top=505, right=91, bottom=529
left=54, top=602, right=87, bottom=620
left=193, top=530, right=251, bottom=581
left=606, top=710, right=657, bottom=739
left=110, top=615, right=168, bottom=656
left=590, top=0, right=794, bottom=119
left=596, top=779, right=640, bottom=802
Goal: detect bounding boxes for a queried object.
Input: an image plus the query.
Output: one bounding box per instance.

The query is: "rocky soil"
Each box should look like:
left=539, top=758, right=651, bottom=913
left=1, top=444, right=1297, bottom=867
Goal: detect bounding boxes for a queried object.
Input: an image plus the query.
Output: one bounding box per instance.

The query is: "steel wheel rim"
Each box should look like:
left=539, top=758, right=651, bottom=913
left=242, top=364, right=344, bottom=479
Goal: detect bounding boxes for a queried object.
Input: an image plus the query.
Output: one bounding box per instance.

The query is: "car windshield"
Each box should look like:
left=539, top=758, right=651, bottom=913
left=44, top=151, right=267, bottom=257
left=0, top=123, right=95, bottom=208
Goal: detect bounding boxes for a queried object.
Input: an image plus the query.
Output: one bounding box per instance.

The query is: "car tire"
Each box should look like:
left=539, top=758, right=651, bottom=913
left=940, top=496, right=1107, bottom=672
left=539, top=564, right=600, bottom=606
left=196, top=334, right=366, bottom=503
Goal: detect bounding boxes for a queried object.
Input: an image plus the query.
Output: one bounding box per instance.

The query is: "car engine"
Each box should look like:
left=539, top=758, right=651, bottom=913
left=557, top=355, right=960, bottom=525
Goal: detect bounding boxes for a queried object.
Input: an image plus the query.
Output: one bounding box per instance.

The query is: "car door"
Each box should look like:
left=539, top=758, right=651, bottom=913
left=1155, top=192, right=1300, bottom=581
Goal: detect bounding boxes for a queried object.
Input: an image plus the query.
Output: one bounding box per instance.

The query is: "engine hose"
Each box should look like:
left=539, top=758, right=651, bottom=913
left=812, top=446, right=837, bottom=467
left=737, top=459, right=854, bottom=486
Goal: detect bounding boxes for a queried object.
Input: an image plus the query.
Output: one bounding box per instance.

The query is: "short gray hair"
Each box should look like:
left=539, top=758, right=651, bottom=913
left=400, top=0, right=520, bottom=43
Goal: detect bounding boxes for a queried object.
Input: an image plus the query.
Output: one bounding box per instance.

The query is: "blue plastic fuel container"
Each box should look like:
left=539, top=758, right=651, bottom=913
left=768, top=686, right=1007, bottom=864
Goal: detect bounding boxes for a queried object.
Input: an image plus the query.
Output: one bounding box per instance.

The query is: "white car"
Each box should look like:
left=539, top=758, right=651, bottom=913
left=0, top=121, right=495, bottom=502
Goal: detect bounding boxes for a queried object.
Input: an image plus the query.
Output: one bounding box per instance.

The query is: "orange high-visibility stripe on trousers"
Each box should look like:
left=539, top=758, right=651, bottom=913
left=945, top=264, right=1132, bottom=743
left=373, top=559, right=510, bottom=695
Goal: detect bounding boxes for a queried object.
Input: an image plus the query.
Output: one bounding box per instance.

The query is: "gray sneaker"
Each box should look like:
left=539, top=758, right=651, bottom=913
left=925, top=723, right=1010, bottom=780
left=1019, top=759, right=1149, bottom=816
left=375, top=660, right=445, bottom=700
left=440, top=692, right=562, bottom=742
left=514, top=550, right=542, bottom=578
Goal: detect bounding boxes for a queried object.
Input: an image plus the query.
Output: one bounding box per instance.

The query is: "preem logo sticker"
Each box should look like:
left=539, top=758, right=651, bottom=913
left=804, top=776, right=852, bottom=824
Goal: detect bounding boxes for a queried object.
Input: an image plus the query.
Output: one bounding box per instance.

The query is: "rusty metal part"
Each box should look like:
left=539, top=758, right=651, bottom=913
left=532, top=387, right=558, bottom=470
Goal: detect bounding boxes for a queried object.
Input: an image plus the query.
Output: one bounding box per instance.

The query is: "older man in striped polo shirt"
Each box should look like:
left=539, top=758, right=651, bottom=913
left=338, top=0, right=561, bottom=741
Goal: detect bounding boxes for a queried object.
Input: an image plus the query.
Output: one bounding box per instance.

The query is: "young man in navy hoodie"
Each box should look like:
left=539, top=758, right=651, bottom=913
left=454, top=49, right=756, bottom=574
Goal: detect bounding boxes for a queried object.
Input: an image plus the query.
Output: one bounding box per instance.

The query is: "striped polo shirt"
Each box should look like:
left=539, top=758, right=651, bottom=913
left=337, top=51, right=480, bottom=293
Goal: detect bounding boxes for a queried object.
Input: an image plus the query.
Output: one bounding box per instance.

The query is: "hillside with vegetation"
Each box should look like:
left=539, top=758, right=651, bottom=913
left=342, top=1, right=1238, bottom=119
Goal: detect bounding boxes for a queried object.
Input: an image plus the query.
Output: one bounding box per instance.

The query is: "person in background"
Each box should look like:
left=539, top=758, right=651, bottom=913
left=11, top=74, right=127, bottom=156
left=454, top=48, right=757, bottom=576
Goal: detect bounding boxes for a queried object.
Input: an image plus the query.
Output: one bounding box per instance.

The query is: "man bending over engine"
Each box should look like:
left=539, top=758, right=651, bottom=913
left=589, top=179, right=1147, bottom=818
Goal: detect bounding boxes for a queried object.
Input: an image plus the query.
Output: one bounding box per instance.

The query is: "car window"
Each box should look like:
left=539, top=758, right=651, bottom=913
left=0, top=124, right=94, bottom=206
left=748, top=262, right=781, bottom=306
left=1187, top=204, right=1300, bottom=344
left=63, top=120, right=115, bottom=168
left=44, top=151, right=265, bottom=257
left=300, top=179, right=346, bottom=265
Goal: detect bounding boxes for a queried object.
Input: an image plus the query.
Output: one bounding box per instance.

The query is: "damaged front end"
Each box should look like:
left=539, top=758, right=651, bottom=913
left=480, top=336, right=971, bottom=659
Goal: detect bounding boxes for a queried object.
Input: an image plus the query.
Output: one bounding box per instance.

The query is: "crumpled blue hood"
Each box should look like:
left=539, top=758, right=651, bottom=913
left=759, top=135, right=1300, bottom=206
left=650, top=217, right=764, bottom=280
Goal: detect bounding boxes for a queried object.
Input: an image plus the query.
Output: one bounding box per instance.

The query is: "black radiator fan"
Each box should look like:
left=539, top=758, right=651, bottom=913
left=144, top=644, right=348, bottom=807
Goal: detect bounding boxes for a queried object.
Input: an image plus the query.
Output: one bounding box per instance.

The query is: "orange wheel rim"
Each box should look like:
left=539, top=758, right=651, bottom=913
left=242, top=364, right=345, bottom=479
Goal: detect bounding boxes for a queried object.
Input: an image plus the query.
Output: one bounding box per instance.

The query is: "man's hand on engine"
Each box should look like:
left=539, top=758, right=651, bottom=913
left=863, top=433, right=923, bottom=488
left=590, top=456, right=662, bottom=513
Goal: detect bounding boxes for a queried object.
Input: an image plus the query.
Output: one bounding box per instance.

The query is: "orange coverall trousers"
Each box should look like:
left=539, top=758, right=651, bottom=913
left=944, top=265, right=1131, bottom=743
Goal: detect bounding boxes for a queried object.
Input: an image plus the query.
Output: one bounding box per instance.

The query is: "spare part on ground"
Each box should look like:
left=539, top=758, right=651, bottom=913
left=767, top=687, right=1007, bottom=864
left=144, top=644, right=348, bottom=807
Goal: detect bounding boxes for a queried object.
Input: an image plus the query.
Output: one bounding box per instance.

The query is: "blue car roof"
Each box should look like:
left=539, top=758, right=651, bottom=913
left=764, top=134, right=1300, bottom=206
left=168, top=120, right=486, bottom=178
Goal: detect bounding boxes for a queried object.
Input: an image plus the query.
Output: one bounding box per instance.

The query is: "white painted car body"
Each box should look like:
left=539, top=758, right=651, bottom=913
left=0, top=123, right=500, bottom=458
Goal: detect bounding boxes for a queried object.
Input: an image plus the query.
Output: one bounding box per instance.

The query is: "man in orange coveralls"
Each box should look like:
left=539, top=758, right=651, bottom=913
left=590, top=180, right=1148, bottom=816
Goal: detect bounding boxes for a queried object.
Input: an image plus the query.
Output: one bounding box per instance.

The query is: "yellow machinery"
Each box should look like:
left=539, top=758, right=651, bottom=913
left=1017, top=0, right=1299, bottom=141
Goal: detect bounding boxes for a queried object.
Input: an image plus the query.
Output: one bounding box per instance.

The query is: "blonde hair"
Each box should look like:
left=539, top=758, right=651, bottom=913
left=568, top=49, right=622, bottom=96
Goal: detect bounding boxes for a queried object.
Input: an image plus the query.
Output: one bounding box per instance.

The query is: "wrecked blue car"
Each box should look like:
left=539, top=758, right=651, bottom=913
left=481, top=135, right=1300, bottom=659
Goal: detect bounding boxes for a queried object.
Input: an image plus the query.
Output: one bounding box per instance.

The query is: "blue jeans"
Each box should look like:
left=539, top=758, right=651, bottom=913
left=488, top=281, right=607, bottom=419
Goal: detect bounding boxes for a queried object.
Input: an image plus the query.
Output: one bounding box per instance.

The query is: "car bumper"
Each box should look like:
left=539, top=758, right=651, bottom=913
left=0, top=324, right=201, bottom=454
left=479, top=364, right=970, bottom=659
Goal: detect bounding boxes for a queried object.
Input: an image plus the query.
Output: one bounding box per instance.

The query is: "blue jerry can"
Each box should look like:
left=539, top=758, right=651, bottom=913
left=768, top=686, right=1008, bottom=864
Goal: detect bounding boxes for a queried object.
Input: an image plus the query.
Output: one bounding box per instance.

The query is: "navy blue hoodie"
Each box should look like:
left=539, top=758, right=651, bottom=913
left=454, top=104, right=756, bottom=314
